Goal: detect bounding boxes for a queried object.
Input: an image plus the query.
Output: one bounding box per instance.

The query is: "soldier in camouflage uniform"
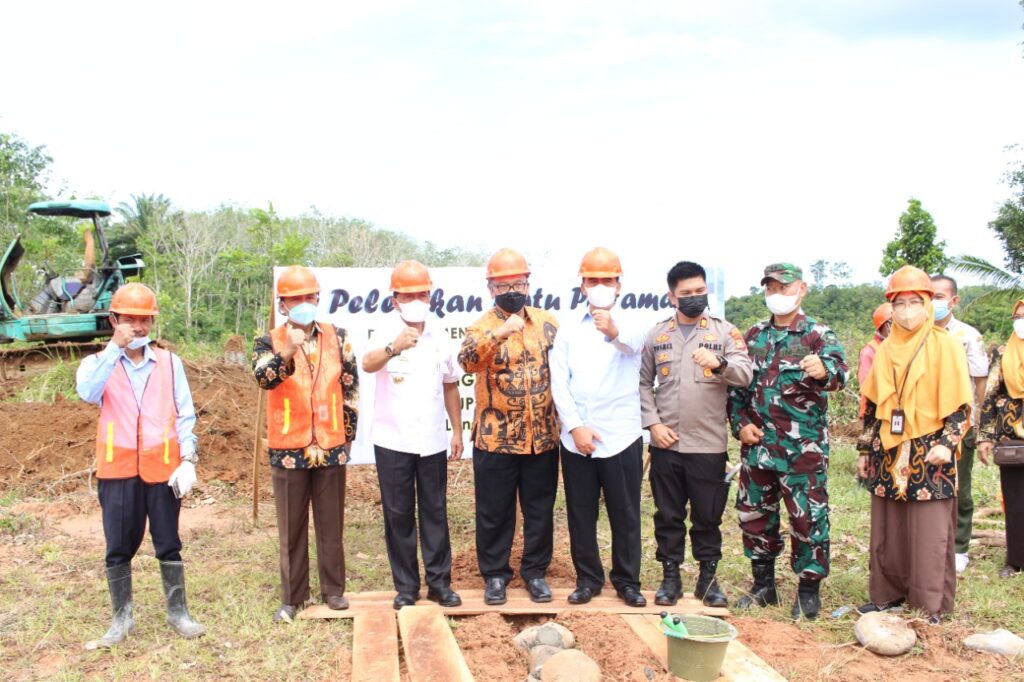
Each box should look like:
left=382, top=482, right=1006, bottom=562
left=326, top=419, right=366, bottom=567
left=727, top=263, right=848, bottom=620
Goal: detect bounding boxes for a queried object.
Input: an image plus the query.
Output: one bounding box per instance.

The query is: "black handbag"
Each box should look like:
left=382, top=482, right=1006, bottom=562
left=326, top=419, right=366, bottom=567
left=994, top=440, right=1024, bottom=467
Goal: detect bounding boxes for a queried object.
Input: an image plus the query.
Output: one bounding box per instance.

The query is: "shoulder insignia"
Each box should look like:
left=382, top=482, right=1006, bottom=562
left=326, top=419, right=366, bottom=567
left=699, top=317, right=709, bottom=329
left=668, top=320, right=676, bottom=330
left=729, top=327, right=747, bottom=350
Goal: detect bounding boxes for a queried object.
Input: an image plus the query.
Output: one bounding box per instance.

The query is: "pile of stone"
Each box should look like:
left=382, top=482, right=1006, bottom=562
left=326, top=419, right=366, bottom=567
left=514, top=623, right=600, bottom=682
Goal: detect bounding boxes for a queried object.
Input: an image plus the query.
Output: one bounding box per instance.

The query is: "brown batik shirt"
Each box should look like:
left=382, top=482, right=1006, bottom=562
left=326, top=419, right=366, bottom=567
left=458, top=306, right=559, bottom=454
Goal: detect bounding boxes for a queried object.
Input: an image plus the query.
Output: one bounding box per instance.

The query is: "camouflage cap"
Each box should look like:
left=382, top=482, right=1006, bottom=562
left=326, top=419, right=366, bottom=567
left=760, top=262, right=803, bottom=286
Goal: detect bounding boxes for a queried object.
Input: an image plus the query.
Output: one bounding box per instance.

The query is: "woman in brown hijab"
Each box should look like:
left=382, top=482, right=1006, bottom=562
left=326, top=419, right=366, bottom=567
left=857, top=265, right=973, bottom=622
left=977, top=300, right=1024, bottom=578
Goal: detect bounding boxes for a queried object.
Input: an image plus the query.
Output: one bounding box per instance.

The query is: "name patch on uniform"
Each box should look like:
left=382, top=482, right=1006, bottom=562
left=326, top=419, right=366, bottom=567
left=698, top=342, right=723, bottom=352
left=653, top=342, right=673, bottom=352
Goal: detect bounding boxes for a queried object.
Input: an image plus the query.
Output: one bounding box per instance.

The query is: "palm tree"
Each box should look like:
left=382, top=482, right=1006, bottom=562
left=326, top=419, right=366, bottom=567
left=950, top=255, right=1023, bottom=307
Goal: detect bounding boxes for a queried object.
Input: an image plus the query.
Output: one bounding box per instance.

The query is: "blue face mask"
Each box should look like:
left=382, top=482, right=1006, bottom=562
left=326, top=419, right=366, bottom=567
left=932, top=299, right=950, bottom=321
left=287, top=302, right=317, bottom=326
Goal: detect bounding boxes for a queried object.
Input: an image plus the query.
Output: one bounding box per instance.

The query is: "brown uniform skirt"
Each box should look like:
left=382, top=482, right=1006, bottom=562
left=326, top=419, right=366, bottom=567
left=869, top=495, right=957, bottom=617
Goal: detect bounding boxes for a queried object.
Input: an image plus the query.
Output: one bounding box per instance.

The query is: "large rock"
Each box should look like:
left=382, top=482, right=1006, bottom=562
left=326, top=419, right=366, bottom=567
left=529, top=645, right=562, bottom=675
left=854, top=612, right=917, bottom=656
left=963, top=629, right=1024, bottom=657
left=540, top=650, right=601, bottom=682
left=515, top=623, right=575, bottom=651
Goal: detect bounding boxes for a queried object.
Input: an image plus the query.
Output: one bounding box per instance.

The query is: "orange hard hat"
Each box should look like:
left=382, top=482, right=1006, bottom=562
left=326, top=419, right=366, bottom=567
left=486, top=248, right=530, bottom=280
left=884, top=265, right=933, bottom=301
left=390, top=260, right=432, bottom=293
left=277, top=265, right=320, bottom=298
left=110, top=282, right=159, bottom=316
left=579, top=247, right=623, bottom=278
left=872, top=302, right=893, bottom=330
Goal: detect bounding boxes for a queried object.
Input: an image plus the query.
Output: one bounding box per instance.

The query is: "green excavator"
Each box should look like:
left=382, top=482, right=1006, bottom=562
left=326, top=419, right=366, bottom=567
left=0, top=200, right=144, bottom=378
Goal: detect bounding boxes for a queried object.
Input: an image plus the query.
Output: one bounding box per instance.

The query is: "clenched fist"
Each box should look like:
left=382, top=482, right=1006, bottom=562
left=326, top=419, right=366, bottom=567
left=649, top=423, right=680, bottom=449
left=691, top=347, right=721, bottom=370
left=497, top=314, right=525, bottom=339
left=799, top=355, right=828, bottom=381
left=111, top=323, right=136, bottom=349
left=280, top=327, right=307, bottom=360
left=591, top=310, right=618, bottom=340
left=393, top=326, right=421, bottom=354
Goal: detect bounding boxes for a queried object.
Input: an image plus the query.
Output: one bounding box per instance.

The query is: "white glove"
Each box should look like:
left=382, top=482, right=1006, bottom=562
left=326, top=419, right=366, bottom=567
left=168, top=461, right=197, bottom=498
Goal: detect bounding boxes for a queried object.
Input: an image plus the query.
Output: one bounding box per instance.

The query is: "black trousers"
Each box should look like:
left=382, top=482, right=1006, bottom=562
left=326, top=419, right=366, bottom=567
left=649, top=448, right=729, bottom=563
left=374, top=446, right=453, bottom=593
left=98, top=476, right=182, bottom=568
left=561, top=438, right=643, bottom=591
left=473, top=447, right=559, bottom=582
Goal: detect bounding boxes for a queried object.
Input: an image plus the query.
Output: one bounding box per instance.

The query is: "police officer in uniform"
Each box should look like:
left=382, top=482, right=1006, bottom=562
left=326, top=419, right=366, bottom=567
left=640, top=261, right=753, bottom=608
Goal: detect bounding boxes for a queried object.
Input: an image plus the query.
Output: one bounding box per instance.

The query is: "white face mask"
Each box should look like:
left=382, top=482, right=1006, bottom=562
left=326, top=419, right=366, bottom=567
left=128, top=336, right=151, bottom=350
left=586, top=284, right=617, bottom=309
left=399, top=299, right=429, bottom=323
left=765, top=293, right=800, bottom=316
left=1014, top=319, right=1024, bottom=340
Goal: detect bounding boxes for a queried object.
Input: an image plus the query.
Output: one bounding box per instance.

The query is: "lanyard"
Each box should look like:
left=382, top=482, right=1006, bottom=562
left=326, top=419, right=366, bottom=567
left=892, top=336, right=928, bottom=409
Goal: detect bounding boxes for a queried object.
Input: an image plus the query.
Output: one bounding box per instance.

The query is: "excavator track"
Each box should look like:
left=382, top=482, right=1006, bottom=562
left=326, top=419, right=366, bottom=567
left=0, top=341, right=108, bottom=383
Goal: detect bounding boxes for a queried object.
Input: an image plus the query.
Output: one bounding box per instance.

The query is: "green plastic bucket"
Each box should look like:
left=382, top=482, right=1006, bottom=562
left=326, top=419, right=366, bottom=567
left=660, top=614, right=738, bottom=682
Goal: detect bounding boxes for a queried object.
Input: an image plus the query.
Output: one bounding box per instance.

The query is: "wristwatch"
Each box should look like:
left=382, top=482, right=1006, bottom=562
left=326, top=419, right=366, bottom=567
left=385, top=343, right=396, bottom=358
left=711, top=355, right=728, bottom=375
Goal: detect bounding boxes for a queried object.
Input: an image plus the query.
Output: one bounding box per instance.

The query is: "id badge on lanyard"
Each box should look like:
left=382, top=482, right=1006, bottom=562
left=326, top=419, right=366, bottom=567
left=890, top=408, right=906, bottom=435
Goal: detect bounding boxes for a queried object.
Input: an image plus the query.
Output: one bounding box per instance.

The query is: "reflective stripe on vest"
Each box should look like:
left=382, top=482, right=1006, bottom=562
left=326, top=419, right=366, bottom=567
left=266, top=324, right=347, bottom=450
left=95, top=347, right=181, bottom=482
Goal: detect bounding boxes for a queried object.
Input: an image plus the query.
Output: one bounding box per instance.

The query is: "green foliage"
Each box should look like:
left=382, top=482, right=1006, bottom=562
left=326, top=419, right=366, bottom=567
left=0, top=132, right=52, bottom=239
left=10, top=360, right=80, bottom=403
left=988, top=147, right=1024, bottom=273
left=880, top=197, right=949, bottom=276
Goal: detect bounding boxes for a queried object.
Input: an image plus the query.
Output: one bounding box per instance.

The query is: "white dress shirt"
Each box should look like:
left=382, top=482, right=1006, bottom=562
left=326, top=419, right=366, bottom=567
left=371, top=316, right=462, bottom=456
left=550, top=307, right=644, bottom=458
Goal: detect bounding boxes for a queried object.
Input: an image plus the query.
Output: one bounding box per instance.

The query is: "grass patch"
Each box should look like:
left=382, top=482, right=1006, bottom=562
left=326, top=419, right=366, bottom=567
left=9, top=360, right=80, bottom=403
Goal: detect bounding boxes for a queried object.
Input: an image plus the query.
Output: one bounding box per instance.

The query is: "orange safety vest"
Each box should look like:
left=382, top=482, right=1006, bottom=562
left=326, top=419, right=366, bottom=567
left=95, top=347, right=181, bottom=482
left=266, top=324, right=347, bottom=450
left=858, top=336, right=883, bottom=418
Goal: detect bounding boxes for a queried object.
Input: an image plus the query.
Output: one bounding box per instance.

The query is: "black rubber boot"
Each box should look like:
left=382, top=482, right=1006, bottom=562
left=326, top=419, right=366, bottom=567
left=654, top=560, right=682, bottom=606
left=159, top=561, right=206, bottom=639
left=87, top=563, right=135, bottom=649
left=736, top=559, right=779, bottom=609
left=695, top=560, right=728, bottom=608
left=791, top=577, right=821, bottom=621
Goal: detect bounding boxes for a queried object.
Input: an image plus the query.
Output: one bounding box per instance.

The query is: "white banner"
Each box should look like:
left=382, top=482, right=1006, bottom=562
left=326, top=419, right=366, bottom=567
left=273, top=265, right=725, bottom=464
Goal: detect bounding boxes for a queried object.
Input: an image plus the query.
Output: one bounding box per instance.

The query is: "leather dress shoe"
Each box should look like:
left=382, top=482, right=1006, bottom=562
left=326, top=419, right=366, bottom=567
left=272, top=604, right=298, bottom=623
left=392, top=592, right=419, bottom=610
left=483, top=578, right=507, bottom=605
left=526, top=577, right=553, bottom=603
left=325, top=594, right=349, bottom=610
left=616, top=585, right=647, bottom=608
left=427, top=586, right=462, bottom=607
left=999, top=564, right=1023, bottom=579
left=567, top=586, right=601, bottom=605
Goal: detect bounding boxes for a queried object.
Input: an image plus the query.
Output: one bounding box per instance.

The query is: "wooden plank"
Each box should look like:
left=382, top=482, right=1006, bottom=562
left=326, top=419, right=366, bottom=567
left=622, top=613, right=785, bottom=682
left=397, top=605, right=473, bottom=682
left=298, top=589, right=729, bottom=619
left=351, top=611, right=400, bottom=682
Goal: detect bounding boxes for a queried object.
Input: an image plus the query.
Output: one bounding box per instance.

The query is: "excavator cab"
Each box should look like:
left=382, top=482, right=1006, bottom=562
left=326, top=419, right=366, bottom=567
left=0, top=200, right=145, bottom=344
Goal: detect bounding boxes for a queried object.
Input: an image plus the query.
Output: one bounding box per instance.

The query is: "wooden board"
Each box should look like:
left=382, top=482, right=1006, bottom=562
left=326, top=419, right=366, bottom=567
left=299, top=589, right=729, bottom=619
left=351, top=611, right=400, bottom=682
left=397, top=605, right=473, bottom=682
left=621, top=613, right=785, bottom=682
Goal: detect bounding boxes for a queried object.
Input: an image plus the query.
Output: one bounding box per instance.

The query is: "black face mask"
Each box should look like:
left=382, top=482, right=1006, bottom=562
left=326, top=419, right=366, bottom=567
left=676, top=293, right=708, bottom=318
left=495, top=291, right=528, bottom=314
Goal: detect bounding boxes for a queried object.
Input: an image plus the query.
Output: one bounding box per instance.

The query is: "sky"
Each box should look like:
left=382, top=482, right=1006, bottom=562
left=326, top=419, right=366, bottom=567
left=2, top=0, right=1023, bottom=296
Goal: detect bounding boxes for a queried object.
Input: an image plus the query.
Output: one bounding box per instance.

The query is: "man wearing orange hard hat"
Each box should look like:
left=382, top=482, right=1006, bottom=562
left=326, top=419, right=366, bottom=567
left=252, top=265, right=360, bottom=623
left=459, top=248, right=560, bottom=606
left=76, top=282, right=205, bottom=648
left=363, top=261, right=464, bottom=610
left=550, top=248, right=647, bottom=607
left=858, top=303, right=893, bottom=417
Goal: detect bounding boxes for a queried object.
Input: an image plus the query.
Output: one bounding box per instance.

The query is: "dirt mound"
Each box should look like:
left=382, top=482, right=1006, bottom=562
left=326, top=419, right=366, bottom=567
left=556, top=610, right=674, bottom=681
left=452, top=613, right=528, bottom=681
left=733, top=617, right=1021, bottom=681
left=450, top=535, right=579, bottom=590
left=0, top=360, right=268, bottom=493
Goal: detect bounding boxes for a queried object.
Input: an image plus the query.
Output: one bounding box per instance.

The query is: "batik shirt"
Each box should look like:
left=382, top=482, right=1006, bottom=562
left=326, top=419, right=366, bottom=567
left=727, top=313, right=848, bottom=473
left=458, top=306, right=559, bottom=455
left=858, top=401, right=969, bottom=502
left=252, top=324, right=359, bottom=469
left=979, top=345, right=1024, bottom=443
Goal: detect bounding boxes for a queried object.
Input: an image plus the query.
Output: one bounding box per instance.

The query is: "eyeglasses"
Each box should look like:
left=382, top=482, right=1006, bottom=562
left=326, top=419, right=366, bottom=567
left=891, top=298, right=925, bottom=309
left=490, top=281, right=529, bottom=294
